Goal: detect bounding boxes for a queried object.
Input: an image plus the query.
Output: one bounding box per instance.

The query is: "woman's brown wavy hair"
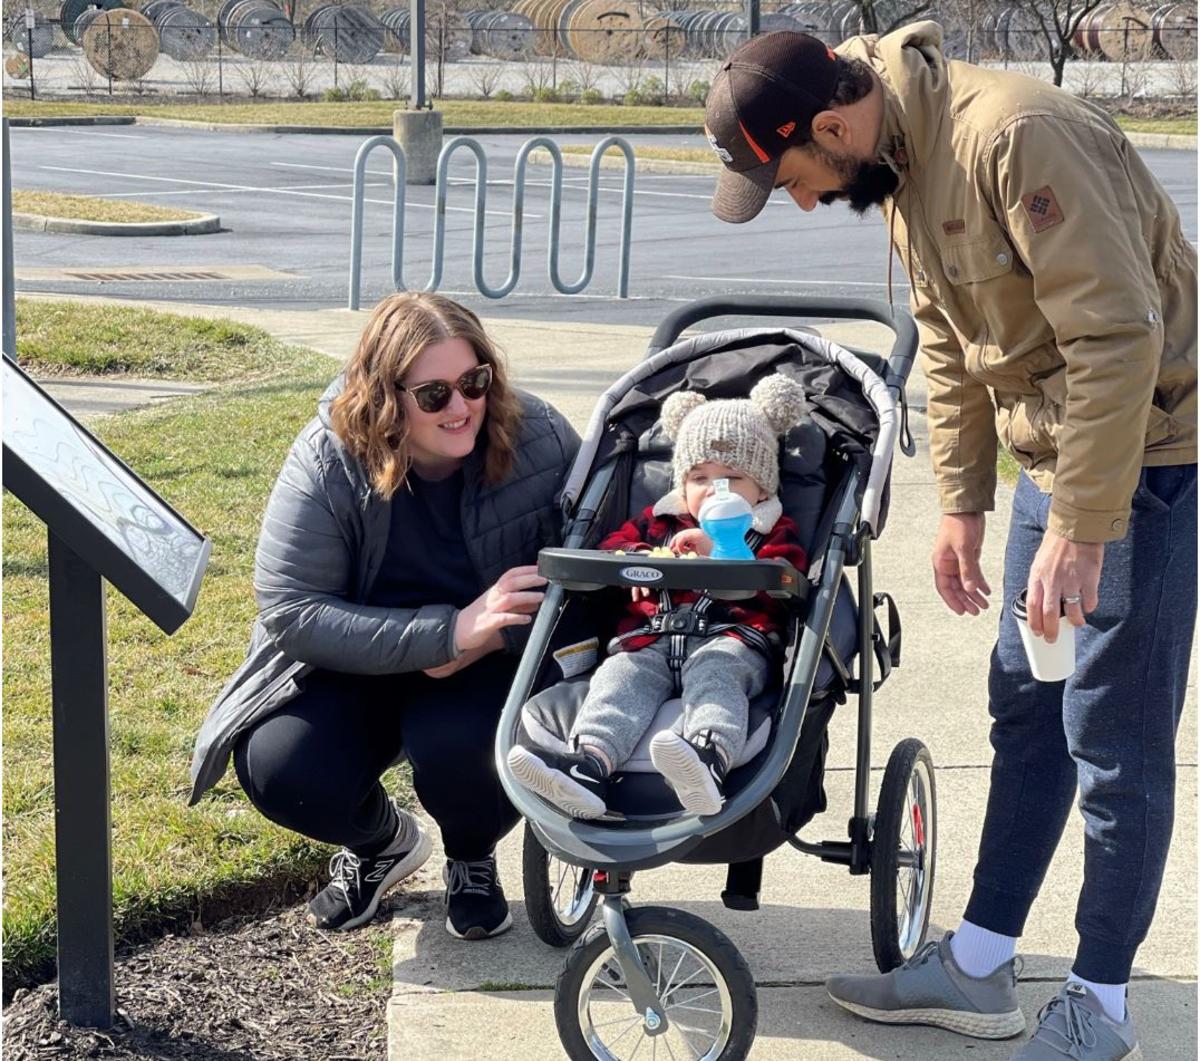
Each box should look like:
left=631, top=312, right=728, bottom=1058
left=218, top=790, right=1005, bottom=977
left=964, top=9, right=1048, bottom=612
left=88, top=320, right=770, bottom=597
left=329, top=292, right=522, bottom=499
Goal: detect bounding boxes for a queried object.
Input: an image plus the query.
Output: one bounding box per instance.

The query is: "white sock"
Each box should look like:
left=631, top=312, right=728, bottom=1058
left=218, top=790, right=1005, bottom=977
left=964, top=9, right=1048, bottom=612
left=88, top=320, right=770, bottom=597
left=949, top=920, right=1018, bottom=978
left=1068, top=973, right=1127, bottom=1023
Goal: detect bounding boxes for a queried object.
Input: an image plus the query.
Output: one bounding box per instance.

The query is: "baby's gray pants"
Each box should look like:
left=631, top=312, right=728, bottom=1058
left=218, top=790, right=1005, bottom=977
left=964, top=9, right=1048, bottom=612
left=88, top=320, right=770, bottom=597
left=570, top=634, right=768, bottom=771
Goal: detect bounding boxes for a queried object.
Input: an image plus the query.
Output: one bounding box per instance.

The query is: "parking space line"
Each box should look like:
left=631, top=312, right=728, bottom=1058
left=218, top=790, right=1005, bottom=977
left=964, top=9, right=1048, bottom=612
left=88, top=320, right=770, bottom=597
left=665, top=273, right=910, bottom=289
left=38, top=165, right=533, bottom=217
left=93, top=182, right=391, bottom=198
left=13, top=128, right=145, bottom=140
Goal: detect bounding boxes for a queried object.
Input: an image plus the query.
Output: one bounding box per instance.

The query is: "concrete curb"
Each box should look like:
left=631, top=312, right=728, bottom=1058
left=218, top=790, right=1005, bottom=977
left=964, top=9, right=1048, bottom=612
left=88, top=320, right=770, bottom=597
left=8, top=115, right=702, bottom=136
left=1126, top=130, right=1198, bottom=150
left=12, top=211, right=222, bottom=235
left=8, top=114, right=1192, bottom=150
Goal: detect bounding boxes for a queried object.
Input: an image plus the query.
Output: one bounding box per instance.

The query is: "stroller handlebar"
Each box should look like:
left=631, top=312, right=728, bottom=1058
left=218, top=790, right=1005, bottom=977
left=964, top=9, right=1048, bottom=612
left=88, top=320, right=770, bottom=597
left=537, top=548, right=806, bottom=601
left=646, top=295, right=918, bottom=386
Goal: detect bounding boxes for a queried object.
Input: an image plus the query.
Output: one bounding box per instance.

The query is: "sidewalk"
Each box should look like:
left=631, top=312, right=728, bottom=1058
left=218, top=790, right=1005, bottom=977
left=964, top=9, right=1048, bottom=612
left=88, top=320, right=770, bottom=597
left=35, top=297, right=1198, bottom=1059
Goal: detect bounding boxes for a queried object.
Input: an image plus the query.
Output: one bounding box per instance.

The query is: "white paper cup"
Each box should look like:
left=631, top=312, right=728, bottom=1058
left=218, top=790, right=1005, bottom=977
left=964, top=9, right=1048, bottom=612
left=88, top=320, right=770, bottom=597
left=1012, top=590, right=1076, bottom=682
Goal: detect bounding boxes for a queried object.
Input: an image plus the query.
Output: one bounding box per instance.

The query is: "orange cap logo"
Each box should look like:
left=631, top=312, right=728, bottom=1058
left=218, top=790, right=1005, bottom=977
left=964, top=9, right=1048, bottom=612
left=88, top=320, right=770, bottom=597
left=776, top=120, right=796, bottom=138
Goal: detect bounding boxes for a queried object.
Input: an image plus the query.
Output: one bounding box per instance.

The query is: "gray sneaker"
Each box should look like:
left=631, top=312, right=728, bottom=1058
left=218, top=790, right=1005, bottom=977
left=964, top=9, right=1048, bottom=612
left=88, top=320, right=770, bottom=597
left=826, top=932, right=1026, bottom=1039
left=1012, top=982, right=1141, bottom=1060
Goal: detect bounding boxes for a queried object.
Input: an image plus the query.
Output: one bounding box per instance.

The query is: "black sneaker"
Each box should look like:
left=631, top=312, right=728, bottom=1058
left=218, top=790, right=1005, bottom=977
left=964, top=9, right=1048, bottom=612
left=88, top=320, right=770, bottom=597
left=507, top=744, right=609, bottom=819
left=307, top=804, right=432, bottom=931
left=443, top=856, right=513, bottom=940
left=649, top=730, right=728, bottom=816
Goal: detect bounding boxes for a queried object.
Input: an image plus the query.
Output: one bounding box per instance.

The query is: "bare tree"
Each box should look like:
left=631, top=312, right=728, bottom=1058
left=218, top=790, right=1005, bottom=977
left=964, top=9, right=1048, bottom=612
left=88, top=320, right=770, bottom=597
left=1072, top=56, right=1105, bottom=97
left=181, top=57, right=216, bottom=96
left=283, top=43, right=315, bottom=98
left=1119, top=34, right=1155, bottom=100
left=1004, top=0, right=1107, bottom=85
left=1168, top=57, right=1197, bottom=102
left=520, top=58, right=553, bottom=96
left=378, top=58, right=410, bottom=100
left=568, top=58, right=601, bottom=94
left=467, top=61, right=502, bottom=98
left=937, top=0, right=989, bottom=61
left=235, top=57, right=272, bottom=97
left=852, top=0, right=934, bottom=35
left=69, top=54, right=102, bottom=96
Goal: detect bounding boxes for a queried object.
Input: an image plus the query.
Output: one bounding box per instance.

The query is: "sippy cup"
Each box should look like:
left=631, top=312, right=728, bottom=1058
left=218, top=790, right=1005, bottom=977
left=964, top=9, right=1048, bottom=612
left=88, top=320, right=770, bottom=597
left=698, top=479, right=754, bottom=560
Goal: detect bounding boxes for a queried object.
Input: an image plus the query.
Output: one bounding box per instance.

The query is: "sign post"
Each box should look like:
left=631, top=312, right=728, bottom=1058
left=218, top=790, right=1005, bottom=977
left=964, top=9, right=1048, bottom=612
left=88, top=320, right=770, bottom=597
left=3, top=357, right=211, bottom=1028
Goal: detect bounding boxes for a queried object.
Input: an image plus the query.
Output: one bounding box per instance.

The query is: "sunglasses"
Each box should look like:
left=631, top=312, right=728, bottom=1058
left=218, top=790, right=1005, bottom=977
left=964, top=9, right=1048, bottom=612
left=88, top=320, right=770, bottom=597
left=397, top=363, right=493, bottom=414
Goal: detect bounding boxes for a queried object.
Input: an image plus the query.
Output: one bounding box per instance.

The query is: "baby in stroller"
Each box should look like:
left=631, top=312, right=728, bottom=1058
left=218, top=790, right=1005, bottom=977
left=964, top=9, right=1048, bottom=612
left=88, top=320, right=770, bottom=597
left=507, top=374, right=808, bottom=818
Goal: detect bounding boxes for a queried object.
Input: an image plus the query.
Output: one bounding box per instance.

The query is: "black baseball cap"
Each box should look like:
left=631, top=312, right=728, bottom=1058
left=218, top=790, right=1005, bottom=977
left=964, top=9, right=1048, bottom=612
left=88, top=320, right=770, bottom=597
left=705, top=31, right=840, bottom=223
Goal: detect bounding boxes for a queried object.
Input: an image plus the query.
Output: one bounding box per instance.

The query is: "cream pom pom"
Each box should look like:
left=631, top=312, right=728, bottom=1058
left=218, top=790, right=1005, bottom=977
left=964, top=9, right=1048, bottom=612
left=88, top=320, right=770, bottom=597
left=749, top=374, right=807, bottom=435
left=660, top=390, right=707, bottom=441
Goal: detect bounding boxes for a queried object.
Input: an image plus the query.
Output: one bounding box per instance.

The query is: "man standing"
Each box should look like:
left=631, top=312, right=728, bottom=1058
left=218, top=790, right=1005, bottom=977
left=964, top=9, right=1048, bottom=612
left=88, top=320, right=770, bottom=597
left=704, top=23, right=1195, bottom=1061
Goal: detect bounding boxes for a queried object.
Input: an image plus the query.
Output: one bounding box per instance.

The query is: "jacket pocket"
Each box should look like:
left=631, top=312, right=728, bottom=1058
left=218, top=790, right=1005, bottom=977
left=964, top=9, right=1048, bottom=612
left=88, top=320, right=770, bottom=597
left=941, top=235, right=1016, bottom=286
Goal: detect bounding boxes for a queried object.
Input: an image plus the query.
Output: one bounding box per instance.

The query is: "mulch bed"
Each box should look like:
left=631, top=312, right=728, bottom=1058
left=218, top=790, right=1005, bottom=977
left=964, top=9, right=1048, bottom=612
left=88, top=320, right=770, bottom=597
left=2, top=901, right=397, bottom=1061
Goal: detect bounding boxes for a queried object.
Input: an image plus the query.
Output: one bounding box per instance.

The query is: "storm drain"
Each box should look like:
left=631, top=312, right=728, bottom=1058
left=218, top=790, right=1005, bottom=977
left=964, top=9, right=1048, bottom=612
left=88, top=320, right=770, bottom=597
left=15, top=264, right=297, bottom=283
left=65, top=269, right=229, bottom=281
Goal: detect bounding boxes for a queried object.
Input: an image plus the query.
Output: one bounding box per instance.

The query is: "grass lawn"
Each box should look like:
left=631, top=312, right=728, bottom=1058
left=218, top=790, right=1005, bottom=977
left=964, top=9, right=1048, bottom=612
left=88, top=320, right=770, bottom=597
left=1, top=300, right=403, bottom=990
left=5, top=98, right=1194, bottom=137
left=997, top=448, right=1022, bottom=486
left=2, top=98, right=706, bottom=128
left=562, top=143, right=714, bottom=164
left=12, top=190, right=206, bottom=224
left=15, top=300, right=308, bottom=380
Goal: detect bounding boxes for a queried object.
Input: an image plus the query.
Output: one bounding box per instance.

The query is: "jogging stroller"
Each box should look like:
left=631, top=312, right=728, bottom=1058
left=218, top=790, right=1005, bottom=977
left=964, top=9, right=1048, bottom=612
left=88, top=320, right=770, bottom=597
left=494, top=296, right=936, bottom=1061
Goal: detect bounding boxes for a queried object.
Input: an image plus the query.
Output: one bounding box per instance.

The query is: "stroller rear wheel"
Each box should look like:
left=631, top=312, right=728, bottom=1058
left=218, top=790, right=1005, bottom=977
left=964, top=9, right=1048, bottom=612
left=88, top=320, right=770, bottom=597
left=554, top=906, right=757, bottom=1061
left=522, top=822, right=599, bottom=947
left=870, top=738, right=937, bottom=972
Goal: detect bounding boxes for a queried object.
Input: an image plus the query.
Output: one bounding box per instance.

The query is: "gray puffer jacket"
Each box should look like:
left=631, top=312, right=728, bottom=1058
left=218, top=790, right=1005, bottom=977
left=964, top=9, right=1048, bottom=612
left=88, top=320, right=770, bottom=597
left=188, top=376, right=580, bottom=804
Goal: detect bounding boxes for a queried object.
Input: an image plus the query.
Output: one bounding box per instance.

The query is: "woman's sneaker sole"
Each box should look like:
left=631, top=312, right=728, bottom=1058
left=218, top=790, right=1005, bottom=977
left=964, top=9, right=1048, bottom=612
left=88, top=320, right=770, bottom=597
left=445, top=911, right=514, bottom=941
left=649, top=732, right=724, bottom=816
left=333, top=828, right=434, bottom=932
left=828, top=996, right=1027, bottom=1039
left=508, top=747, right=606, bottom=819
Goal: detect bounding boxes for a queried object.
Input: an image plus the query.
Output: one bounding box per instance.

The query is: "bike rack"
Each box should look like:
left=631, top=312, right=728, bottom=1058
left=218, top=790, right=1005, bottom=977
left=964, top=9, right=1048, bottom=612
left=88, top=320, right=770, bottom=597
left=348, top=133, right=635, bottom=308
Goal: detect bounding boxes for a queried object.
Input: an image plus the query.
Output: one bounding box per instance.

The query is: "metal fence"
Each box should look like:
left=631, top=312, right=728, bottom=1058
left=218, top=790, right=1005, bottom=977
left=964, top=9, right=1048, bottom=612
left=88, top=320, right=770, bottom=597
left=4, top=5, right=1196, bottom=101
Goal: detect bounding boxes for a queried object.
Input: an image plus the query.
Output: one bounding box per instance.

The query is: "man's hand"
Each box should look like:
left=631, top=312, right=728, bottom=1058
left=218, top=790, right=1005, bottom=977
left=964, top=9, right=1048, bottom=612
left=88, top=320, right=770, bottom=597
left=1026, top=528, right=1103, bottom=643
left=931, top=513, right=992, bottom=615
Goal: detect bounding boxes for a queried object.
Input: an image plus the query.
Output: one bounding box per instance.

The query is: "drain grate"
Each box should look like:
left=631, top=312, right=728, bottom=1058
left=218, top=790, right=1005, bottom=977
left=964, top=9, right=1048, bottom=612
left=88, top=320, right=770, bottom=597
left=64, top=269, right=231, bottom=281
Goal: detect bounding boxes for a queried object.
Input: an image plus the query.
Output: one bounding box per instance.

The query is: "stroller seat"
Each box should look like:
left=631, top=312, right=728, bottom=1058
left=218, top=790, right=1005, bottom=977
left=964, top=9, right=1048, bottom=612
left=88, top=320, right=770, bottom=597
left=515, top=387, right=861, bottom=825
left=519, top=676, right=778, bottom=819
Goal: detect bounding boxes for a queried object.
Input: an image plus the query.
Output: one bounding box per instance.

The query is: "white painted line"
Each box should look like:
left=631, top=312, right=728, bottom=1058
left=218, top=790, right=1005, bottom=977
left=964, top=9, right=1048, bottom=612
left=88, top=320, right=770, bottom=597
left=13, top=127, right=145, bottom=140
left=39, top=165, right=531, bottom=218
left=664, top=273, right=910, bottom=289
left=93, top=182, right=391, bottom=198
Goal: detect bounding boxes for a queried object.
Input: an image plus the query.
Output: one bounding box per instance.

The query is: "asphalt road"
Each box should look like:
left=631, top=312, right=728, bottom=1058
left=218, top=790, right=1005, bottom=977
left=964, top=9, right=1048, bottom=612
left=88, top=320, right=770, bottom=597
left=9, top=125, right=1198, bottom=326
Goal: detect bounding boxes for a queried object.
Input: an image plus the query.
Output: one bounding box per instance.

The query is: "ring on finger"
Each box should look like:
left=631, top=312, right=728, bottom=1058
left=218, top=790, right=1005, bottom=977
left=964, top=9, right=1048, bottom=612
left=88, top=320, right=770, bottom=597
left=1062, top=594, right=1082, bottom=605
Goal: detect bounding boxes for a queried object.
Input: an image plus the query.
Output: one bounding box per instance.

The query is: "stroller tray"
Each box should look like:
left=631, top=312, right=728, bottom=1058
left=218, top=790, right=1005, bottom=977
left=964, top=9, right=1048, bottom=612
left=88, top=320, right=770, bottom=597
left=537, top=548, right=806, bottom=599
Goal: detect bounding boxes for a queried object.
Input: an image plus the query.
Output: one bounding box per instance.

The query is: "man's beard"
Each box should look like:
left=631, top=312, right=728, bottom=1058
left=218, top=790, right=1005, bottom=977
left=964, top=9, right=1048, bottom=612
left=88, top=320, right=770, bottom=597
left=811, top=143, right=899, bottom=215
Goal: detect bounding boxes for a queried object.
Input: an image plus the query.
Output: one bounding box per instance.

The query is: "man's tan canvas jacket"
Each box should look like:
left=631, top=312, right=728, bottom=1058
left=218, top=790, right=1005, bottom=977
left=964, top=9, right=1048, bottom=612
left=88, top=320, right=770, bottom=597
left=839, top=22, right=1196, bottom=542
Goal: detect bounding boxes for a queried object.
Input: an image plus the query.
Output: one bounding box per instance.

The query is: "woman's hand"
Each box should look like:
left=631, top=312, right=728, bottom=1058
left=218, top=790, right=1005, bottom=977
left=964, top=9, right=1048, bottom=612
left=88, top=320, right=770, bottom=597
left=670, top=528, right=713, bottom=557
left=453, top=565, right=546, bottom=653
left=424, top=630, right=504, bottom=679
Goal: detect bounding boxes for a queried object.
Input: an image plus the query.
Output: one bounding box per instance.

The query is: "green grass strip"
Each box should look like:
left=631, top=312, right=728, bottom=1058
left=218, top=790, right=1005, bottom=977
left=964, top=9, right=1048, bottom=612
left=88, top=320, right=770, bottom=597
left=1, top=301, right=382, bottom=990
left=3, top=98, right=706, bottom=128
left=15, top=300, right=303, bottom=380
left=12, top=189, right=206, bottom=224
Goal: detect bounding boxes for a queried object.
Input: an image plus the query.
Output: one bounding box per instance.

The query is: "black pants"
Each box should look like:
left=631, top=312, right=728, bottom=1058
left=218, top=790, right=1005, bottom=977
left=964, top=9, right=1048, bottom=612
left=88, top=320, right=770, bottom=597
left=233, top=653, right=521, bottom=861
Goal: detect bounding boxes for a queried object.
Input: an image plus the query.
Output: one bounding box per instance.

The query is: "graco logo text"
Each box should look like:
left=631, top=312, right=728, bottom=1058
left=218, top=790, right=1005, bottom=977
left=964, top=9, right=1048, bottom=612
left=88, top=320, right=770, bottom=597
left=620, top=566, right=664, bottom=584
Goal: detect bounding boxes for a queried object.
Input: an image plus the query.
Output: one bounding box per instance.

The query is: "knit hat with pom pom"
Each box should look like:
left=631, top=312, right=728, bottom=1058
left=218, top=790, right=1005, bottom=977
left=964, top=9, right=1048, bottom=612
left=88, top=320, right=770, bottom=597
left=659, top=374, right=807, bottom=495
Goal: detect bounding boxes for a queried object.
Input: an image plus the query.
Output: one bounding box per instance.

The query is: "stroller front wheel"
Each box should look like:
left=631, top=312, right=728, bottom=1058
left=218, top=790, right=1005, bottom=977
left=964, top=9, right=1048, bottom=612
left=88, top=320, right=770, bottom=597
left=870, top=738, right=937, bottom=972
left=522, top=822, right=599, bottom=947
left=555, top=906, right=757, bottom=1061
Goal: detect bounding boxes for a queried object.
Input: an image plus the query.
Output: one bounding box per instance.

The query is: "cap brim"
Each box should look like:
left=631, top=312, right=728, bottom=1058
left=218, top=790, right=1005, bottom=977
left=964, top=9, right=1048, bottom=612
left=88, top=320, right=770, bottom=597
left=711, top=160, right=779, bottom=224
